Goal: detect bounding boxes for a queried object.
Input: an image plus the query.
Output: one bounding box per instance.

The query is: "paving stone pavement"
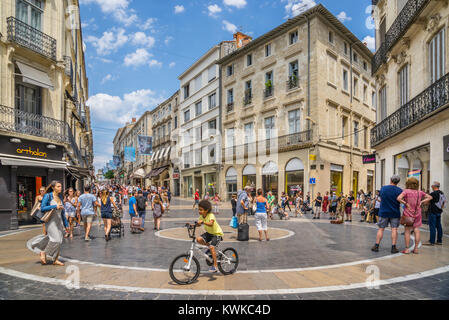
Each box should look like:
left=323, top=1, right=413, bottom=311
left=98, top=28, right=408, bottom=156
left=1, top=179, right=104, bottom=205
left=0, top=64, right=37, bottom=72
left=1, top=197, right=448, bottom=300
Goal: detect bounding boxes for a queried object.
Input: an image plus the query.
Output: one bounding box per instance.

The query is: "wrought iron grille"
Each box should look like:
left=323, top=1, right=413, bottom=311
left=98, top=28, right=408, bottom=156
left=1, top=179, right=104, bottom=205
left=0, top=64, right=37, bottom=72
left=243, top=90, right=252, bottom=105
left=278, top=130, right=313, bottom=150
left=264, top=86, right=274, bottom=99
left=7, top=16, right=57, bottom=60
left=372, top=0, right=429, bottom=74
left=287, top=76, right=299, bottom=91
left=0, top=104, right=69, bottom=144
left=227, top=102, right=234, bottom=112
left=371, top=72, right=449, bottom=146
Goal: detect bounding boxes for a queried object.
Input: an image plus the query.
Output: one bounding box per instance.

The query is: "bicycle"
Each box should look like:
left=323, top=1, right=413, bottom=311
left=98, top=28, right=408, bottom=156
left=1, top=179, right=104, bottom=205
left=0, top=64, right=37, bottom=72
left=169, top=223, right=239, bottom=285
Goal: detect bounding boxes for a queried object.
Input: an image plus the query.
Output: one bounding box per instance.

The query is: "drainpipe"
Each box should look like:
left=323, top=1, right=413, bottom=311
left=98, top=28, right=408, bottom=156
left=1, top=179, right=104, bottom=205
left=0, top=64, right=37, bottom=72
left=306, top=16, right=311, bottom=131
left=218, top=45, right=223, bottom=197
left=349, top=43, right=354, bottom=192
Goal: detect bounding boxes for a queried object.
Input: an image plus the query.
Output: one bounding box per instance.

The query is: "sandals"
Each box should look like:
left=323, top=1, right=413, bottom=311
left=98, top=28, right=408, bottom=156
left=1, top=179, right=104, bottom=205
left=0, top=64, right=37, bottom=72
left=412, top=249, right=419, bottom=254
left=401, top=249, right=411, bottom=254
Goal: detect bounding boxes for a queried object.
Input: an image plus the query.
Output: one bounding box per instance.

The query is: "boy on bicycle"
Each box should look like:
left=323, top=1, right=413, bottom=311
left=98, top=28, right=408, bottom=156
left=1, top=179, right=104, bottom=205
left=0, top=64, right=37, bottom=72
left=195, top=200, right=224, bottom=273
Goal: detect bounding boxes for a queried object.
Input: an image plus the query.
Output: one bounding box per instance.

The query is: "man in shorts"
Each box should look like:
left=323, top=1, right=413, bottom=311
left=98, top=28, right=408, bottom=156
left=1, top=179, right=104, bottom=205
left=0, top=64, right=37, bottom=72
left=371, top=175, right=403, bottom=253
left=195, top=200, right=224, bottom=273
left=77, top=185, right=99, bottom=242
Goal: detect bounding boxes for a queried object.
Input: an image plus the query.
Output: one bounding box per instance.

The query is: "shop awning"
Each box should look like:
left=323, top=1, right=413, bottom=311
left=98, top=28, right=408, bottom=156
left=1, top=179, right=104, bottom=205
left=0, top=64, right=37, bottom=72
left=152, top=150, right=160, bottom=162
left=67, top=166, right=91, bottom=179
left=0, top=156, right=67, bottom=169
left=131, top=168, right=145, bottom=178
left=16, top=61, right=54, bottom=90
left=146, top=166, right=169, bottom=178
left=158, top=148, right=166, bottom=160
left=164, top=147, right=171, bottom=159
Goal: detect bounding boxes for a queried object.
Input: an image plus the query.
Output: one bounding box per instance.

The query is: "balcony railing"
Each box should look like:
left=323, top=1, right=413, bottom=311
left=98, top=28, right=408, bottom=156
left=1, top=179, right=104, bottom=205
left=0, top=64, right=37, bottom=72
left=287, top=76, right=299, bottom=91
left=7, top=16, right=57, bottom=60
left=243, top=91, right=252, bottom=106
left=264, top=86, right=274, bottom=99
left=227, top=102, right=234, bottom=112
left=0, top=104, right=69, bottom=144
left=222, top=129, right=313, bottom=160
left=67, top=127, right=85, bottom=167
left=63, top=56, right=73, bottom=78
left=372, top=0, right=429, bottom=74
left=371, top=72, right=449, bottom=146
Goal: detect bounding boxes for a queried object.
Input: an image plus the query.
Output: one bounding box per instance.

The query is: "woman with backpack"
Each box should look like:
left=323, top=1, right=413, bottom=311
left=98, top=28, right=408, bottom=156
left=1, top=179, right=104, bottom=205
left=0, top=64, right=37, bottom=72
left=152, top=196, right=164, bottom=231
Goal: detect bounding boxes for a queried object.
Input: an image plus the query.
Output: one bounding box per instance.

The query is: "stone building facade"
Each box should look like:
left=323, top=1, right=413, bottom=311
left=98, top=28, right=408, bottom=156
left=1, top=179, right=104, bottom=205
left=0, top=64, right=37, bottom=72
left=217, top=4, right=376, bottom=200
left=0, top=0, right=93, bottom=230
left=371, top=0, right=449, bottom=228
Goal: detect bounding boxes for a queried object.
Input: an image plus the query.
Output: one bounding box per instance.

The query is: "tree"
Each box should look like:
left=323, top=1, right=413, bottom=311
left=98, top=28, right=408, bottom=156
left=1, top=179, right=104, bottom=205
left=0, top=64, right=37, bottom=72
left=104, top=170, right=115, bottom=180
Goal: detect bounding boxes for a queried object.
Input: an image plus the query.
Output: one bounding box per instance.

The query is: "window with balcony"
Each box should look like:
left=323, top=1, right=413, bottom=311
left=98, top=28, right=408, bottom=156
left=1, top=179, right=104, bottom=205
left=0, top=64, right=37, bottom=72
left=244, top=80, right=252, bottom=105
left=195, top=101, right=202, bottom=116
left=288, top=109, right=300, bottom=134
left=399, top=64, right=409, bottom=106
left=208, top=92, right=216, bottom=110
left=289, top=30, right=298, bottom=45
left=379, top=86, right=387, bottom=121
left=265, top=71, right=274, bottom=98
left=16, top=0, right=43, bottom=30
left=288, top=60, right=299, bottom=89
left=227, top=88, right=234, bottom=111
left=429, top=28, right=445, bottom=84
left=15, top=82, right=41, bottom=115
left=265, top=43, right=272, bottom=57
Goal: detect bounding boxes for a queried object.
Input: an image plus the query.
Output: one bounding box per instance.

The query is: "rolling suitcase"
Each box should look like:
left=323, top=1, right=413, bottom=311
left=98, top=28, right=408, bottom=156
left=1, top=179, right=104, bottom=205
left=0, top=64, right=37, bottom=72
left=131, top=216, right=143, bottom=233
left=237, top=213, right=249, bottom=241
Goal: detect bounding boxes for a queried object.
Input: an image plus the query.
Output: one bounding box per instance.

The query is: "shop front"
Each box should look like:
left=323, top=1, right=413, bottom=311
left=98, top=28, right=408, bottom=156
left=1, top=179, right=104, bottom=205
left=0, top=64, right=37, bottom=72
left=183, top=175, right=193, bottom=198
left=225, top=167, right=237, bottom=200
left=204, top=172, right=217, bottom=195
left=0, top=136, right=67, bottom=230
left=262, top=161, right=278, bottom=197
left=242, top=164, right=257, bottom=197
left=330, top=164, right=343, bottom=195
left=173, top=169, right=180, bottom=196
left=352, top=171, right=359, bottom=193
left=285, top=158, right=304, bottom=197
left=367, top=170, right=374, bottom=195
left=394, top=145, right=430, bottom=191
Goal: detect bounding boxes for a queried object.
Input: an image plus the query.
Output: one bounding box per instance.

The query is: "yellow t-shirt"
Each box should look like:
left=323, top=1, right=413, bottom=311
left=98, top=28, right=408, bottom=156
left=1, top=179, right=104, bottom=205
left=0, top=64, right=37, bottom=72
left=199, top=213, right=224, bottom=236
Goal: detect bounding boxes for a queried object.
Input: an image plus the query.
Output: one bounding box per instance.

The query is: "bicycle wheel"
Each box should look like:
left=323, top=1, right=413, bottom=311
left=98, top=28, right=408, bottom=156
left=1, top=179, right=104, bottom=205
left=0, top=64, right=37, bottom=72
left=217, top=248, right=239, bottom=275
left=169, top=254, right=201, bottom=285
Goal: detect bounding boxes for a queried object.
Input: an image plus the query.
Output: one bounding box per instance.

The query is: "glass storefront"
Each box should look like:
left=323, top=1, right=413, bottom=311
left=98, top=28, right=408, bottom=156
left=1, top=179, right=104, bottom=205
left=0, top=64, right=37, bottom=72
left=330, top=164, right=343, bottom=194
left=183, top=176, right=193, bottom=198
left=17, top=176, right=46, bottom=225
left=395, top=145, right=430, bottom=191
left=243, top=164, right=257, bottom=197
left=204, top=173, right=217, bottom=195
left=285, top=158, right=304, bottom=197
left=262, top=161, right=278, bottom=197
left=367, top=170, right=374, bottom=195
left=226, top=167, right=237, bottom=200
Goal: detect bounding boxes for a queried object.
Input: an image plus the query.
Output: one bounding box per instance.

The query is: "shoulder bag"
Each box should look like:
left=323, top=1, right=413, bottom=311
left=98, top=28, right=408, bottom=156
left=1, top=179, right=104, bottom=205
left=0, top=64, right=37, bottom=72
left=400, top=191, right=421, bottom=227
left=40, top=209, right=55, bottom=223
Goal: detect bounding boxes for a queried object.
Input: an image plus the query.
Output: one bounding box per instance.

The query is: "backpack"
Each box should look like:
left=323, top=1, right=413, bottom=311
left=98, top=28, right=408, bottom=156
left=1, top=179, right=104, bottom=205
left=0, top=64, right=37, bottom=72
left=436, top=192, right=447, bottom=210
left=136, top=196, right=146, bottom=211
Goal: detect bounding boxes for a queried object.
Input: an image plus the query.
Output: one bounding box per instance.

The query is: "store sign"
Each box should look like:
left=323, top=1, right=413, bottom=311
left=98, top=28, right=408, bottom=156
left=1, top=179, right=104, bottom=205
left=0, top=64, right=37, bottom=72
left=173, top=173, right=180, bottom=179
left=363, top=154, right=376, bottom=164
left=0, top=136, right=63, bottom=161
left=444, top=135, right=449, bottom=161
left=309, top=178, right=316, bottom=185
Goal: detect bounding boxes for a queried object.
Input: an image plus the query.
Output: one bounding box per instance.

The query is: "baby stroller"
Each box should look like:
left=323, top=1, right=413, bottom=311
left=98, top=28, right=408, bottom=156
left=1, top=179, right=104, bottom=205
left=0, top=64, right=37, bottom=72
left=301, top=201, right=313, bottom=214
left=110, top=206, right=124, bottom=238
left=272, top=204, right=287, bottom=220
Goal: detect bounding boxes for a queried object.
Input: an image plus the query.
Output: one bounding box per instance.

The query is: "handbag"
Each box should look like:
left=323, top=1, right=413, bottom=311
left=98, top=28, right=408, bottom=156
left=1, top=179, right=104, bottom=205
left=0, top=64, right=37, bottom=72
left=229, top=216, right=238, bottom=229
left=400, top=191, right=421, bottom=227
left=40, top=209, right=55, bottom=223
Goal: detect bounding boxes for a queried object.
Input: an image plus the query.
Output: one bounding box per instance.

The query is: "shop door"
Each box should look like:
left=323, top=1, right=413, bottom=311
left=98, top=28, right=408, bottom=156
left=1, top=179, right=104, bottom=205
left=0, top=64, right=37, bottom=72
left=194, top=176, right=202, bottom=197
left=330, top=171, right=343, bottom=194
left=262, top=175, right=278, bottom=197
left=17, top=176, right=44, bottom=226
left=352, top=171, right=359, bottom=193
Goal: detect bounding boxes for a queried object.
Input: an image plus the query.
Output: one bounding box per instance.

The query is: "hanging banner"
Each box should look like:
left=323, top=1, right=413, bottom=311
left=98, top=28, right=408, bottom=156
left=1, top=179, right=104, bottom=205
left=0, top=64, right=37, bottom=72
left=138, top=135, right=153, bottom=156
left=108, top=160, right=116, bottom=170
left=124, top=147, right=136, bottom=162
left=113, top=155, right=121, bottom=168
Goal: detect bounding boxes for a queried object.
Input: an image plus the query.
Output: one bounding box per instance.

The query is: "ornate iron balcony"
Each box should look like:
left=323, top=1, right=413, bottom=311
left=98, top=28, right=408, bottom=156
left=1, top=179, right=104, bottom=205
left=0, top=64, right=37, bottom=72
left=243, top=91, right=252, bottom=106
left=227, top=102, right=234, bottom=112
left=0, top=104, right=69, bottom=144
left=7, top=16, right=57, bottom=60
left=371, top=72, right=449, bottom=146
left=287, top=76, right=299, bottom=91
left=264, top=86, right=274, bottom=99
left=372, top=0, right=429, bottom=74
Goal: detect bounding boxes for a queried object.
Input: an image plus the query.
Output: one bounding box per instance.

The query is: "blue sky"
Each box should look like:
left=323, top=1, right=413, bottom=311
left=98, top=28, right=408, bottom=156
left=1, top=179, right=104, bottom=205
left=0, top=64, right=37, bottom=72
left=80, top=0, right=375, bottom=170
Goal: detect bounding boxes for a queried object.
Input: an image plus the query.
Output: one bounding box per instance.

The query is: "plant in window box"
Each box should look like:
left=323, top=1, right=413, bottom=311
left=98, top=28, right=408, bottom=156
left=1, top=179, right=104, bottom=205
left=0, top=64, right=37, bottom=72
left=288, top=75, right=298, bottom=89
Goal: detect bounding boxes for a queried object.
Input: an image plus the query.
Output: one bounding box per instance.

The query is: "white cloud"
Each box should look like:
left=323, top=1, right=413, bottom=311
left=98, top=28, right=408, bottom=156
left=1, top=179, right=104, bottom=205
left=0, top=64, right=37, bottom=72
left=87, top=89, right=165, bottom=125
left=164, top=36, right=174, bottom=45
left=169, top=62, right=176, bottom=68
left=124, top=48, right=152, bottom=67
left=85, top=28, right=128, bottom=56
left=337, top=11, right=352, bottom=23
left=174, top=5, right=185, bottom=14
left=362, top=35, right=375, bottom=51
left=223, top=0, right=247, bottom=9
left=208, top=4, right=222, bottom=16
left=222, top=20, right=238, bottom=33
left=79, top=0, right=137, bottom=26
left=101, top=74, right=117, bottom=84
left=142, top=18, right=157, bottom=32
left=282, top=0, right=316, bottom=18
left=149, top=59, right=163, bottom=68
left=131, top=32, right=156, bottom=48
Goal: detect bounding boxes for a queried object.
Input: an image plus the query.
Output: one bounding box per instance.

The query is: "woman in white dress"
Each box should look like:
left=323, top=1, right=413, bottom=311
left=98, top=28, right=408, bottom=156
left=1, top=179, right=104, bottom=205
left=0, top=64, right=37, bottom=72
left=31, top=181, right=65, bottom=266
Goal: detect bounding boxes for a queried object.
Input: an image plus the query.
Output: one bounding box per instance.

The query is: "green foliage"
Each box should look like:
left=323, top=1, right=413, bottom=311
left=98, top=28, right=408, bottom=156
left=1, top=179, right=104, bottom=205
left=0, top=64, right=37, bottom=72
left=104, top=170, right=115, bottom=179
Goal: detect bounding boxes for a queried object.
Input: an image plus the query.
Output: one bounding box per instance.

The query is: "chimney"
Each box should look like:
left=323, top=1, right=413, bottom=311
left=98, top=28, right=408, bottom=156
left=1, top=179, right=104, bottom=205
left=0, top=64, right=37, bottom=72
left=233, top=32, right=252, bottom=49
left=132, top=118, right=136, bottom=123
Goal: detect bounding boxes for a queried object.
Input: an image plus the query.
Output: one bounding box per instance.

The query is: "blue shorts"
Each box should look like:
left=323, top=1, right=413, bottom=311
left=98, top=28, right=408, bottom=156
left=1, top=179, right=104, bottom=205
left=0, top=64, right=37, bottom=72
left=378, top=217, right=400, bottom=229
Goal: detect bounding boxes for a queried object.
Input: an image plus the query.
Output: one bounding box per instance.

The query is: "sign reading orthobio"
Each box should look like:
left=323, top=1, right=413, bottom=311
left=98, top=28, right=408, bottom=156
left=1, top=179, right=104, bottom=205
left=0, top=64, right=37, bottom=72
left=363, top=154, right=376, bottom=164
left=0, top=136, right=63, bottom=161
left=444, top=135, right=449, bottom=161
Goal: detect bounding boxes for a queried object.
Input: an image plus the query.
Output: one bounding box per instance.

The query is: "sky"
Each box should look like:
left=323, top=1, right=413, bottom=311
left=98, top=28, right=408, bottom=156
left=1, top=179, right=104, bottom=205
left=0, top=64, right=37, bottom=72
left=79, top=0, right=376, bottom=171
